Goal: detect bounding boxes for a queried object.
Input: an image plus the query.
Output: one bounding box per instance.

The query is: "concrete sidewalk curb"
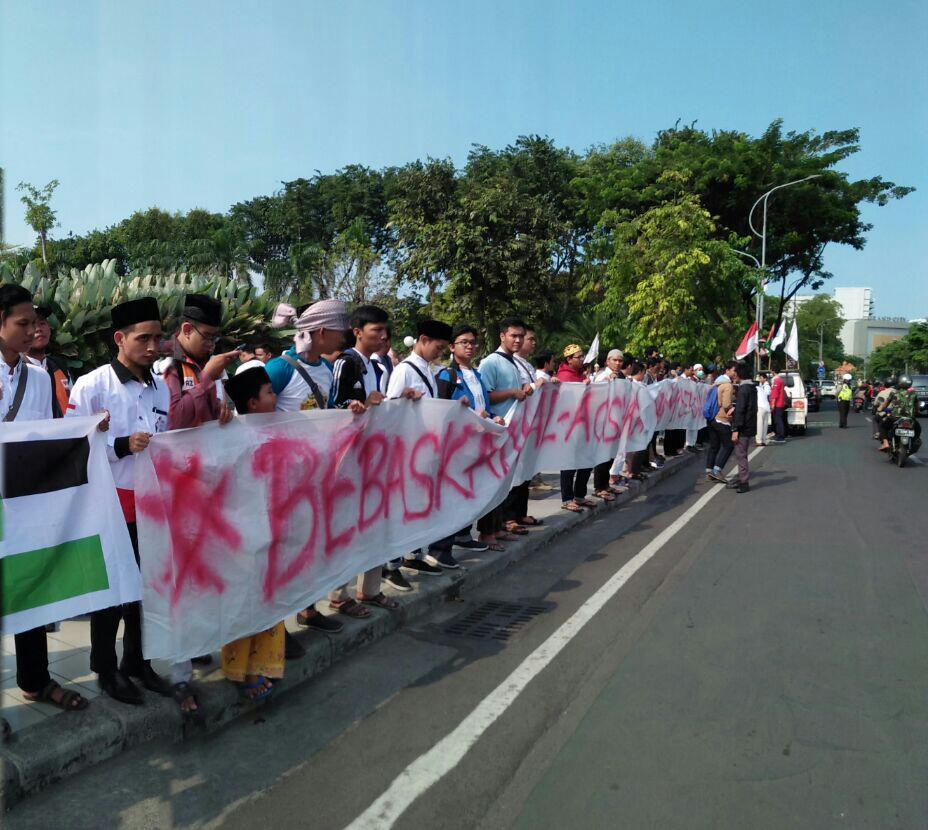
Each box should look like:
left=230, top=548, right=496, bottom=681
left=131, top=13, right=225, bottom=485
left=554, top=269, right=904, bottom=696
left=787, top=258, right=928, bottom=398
left=1, top=453, right=698, bottom=807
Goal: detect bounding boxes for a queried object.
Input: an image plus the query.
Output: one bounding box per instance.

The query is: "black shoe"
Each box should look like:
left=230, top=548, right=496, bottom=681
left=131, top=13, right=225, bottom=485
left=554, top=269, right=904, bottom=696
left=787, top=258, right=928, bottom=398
left=191, top=654, right=213, bottom=665
left=121, top=660, right=173, bottom=697
left=284, top=629, right=305, bottom=660
left=453, top=538, right=489, bottom=552
left=382, top=568, right=413, bottom=591
left=736, top=483, right=750, bottom=494
left=425, top=551, right=460, bottom=570
left=400, top=558, right=443, bottom=576
left=99, top=669, right=143, bottom=705
left=298, top=610, right=344, bottom=633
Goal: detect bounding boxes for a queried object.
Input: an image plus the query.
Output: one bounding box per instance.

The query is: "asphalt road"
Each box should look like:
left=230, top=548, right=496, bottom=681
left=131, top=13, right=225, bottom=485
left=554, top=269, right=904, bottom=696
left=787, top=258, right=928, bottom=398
left=8, top=402, right=928, bottom=830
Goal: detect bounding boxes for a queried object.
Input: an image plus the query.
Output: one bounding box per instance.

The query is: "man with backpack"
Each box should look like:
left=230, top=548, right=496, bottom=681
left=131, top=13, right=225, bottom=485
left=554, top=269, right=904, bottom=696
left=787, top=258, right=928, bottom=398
left=705, top=362, right=736, bottom=483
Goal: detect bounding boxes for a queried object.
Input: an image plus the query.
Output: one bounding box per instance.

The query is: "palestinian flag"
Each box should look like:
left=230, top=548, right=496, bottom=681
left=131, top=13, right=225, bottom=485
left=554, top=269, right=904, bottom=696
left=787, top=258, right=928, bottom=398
left=1, top=415, right=141, bottom=635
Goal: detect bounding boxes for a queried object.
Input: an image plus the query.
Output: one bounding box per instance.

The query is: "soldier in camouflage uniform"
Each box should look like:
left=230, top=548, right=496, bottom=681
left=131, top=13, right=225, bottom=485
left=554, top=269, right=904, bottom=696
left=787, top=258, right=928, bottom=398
left=882, top=375, right=921, bottom=451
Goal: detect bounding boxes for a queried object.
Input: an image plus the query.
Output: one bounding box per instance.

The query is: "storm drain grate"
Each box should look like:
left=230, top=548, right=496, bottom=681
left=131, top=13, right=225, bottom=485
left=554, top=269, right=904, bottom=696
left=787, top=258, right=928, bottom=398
left=444, top=600, right=549, bottom=641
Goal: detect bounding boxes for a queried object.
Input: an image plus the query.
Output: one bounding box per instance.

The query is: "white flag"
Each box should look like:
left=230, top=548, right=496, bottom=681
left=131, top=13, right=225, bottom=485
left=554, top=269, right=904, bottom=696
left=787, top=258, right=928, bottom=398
left=583, top=333, right=600, bottom=366
left=770, top=319, right=787, bottom=351
left=785, top=320, right=799, bottom=362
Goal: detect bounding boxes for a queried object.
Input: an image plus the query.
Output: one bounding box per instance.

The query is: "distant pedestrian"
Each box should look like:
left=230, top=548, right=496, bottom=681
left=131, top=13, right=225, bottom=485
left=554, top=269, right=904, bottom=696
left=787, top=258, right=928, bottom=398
left=706, top=362, right=737, bottom=483
left=730, top=362, right=757, bottom=493
left=755, top=373, right=771, bottom=445
left=769, top=372, right=788, bottom=443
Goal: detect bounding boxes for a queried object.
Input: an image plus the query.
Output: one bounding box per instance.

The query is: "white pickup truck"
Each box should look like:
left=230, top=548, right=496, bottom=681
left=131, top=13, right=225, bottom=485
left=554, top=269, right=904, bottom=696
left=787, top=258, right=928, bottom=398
left=783, top=373, right=808, bottom=434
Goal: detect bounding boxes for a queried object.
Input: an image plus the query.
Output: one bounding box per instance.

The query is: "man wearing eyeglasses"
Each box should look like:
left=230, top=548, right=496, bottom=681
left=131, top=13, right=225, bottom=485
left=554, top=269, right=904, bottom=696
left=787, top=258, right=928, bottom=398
left=161, top=293, right=240, bottom=429
left=158, top=293, right=243, bottom=692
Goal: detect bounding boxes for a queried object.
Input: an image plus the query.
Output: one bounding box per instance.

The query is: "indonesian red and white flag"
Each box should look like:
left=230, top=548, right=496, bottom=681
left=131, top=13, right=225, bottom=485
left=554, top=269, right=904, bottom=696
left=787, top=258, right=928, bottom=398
left=735, top=322, right=758, bottom=359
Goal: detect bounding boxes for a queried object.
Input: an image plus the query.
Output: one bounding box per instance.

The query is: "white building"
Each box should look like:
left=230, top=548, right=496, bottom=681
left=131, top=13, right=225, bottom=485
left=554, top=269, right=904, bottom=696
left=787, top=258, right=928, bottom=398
left=833, top=287, right=873, bottom=320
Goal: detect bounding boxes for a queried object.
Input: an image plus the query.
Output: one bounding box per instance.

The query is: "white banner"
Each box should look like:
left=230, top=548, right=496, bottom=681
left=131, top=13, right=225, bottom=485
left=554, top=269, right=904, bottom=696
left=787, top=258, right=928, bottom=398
left=135, top=378, right=707, bottom=662
left=1, top=415, right=141, bottom=635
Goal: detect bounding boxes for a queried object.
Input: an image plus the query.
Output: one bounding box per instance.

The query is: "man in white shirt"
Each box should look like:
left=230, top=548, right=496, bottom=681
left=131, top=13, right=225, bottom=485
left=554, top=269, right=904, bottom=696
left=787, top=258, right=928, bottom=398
left=593, top=349, right=624, bottom=383
left=2, top=285, right=92, bottom=727
left=386, top=319, right=461, bottom=571
left=67, top=297, right=174, bottom=707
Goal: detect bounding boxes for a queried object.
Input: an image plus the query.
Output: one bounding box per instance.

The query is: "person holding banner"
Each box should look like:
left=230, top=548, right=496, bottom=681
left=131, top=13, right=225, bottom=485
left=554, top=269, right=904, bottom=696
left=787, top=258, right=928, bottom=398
left=556, top=344, right=597, bottom=513
left=220, top=365, right=287, bottom=703
left=479, top=317, right=537, bottom=536
left=67, top=297, right=174, bottom=707
left=436, top=324, right=505, bottom=552
left=386, top=319, right=465, bottom=570
left=266, top=299, right=360, bottom=632
left=160, top=293, right=246, bottom=703
left=2, top=284, right=91, bottom=723
left=328, top=305, right=404, bottom=606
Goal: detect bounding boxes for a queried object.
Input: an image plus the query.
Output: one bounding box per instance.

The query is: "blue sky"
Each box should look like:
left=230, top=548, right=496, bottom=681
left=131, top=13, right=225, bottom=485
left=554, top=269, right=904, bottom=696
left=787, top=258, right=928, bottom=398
left=1, top=0, right=925, bottom=317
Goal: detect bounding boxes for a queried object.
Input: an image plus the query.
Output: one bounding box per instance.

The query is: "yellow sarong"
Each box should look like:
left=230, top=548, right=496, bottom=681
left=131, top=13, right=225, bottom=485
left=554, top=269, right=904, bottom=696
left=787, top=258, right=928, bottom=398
left=221, top=622, right=286, bottom=682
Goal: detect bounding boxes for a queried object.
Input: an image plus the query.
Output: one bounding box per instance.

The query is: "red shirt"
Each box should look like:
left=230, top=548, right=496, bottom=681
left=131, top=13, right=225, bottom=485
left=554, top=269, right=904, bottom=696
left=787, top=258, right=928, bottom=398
left=769, top=375, right=787, bottom=408
left=556, top=363, right=586, bottom=383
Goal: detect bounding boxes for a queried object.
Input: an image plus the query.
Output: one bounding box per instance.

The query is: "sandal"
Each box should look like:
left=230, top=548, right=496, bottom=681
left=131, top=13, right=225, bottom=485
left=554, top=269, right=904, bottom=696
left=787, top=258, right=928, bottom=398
left=485, top=541, right=505, bottom=551
left=240, top=676, right=273, bottom=705
left=561, top=501, right=584, bottom=513
left=359, top=592, right=400, bottom=610
left=594, top=490, right=616, bottom=501
left=504, top=523, right=528, bottom=535
left=173, top=681, right=201, bottom=718
left=329, top=598, right=371, bottom=618
left=23, top=679, right=88, bottom=712
left=518, top=516, right=544, bottom=527
left=576, top=498, right=596, bottom=508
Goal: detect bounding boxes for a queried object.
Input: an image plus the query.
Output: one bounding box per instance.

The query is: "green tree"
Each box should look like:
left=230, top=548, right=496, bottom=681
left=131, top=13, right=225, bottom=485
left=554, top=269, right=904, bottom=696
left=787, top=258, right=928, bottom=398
left=577, top=122, right=913, bottom=327
left=868, top=322, right=928, bottom=377
left=17, top=179, right=59, bottom=277
left=595, top=172, right=752, bottom=361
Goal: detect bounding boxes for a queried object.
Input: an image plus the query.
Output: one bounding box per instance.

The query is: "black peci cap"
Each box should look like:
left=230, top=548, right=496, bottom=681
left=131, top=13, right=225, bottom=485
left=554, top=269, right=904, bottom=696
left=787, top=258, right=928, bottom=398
left=112, top=297, right=161, bottom=330
left=183, top=293, right=222, bottom=327
left=416, top=319, right=453, bottom=341
left=224, top=366, right=271, bottom=413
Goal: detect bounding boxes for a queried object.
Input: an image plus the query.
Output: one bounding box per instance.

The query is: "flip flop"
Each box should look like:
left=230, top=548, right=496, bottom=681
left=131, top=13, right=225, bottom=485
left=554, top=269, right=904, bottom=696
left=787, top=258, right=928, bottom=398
left=519, top=516, right=544, bottom=526
left=359, top=593, right=400, bottom=610
left=329, top=598, right=372, bottom=618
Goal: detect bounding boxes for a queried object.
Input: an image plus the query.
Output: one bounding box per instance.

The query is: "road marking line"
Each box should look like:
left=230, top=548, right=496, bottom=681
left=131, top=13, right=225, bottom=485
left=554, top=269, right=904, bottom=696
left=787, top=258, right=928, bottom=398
left=346, top=447, right=766, bottom=829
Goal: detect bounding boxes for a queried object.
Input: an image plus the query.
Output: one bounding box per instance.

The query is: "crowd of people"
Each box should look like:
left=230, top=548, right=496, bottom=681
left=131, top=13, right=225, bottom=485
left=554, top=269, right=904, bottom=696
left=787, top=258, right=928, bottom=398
left=0, top=285, right=769, bottom=737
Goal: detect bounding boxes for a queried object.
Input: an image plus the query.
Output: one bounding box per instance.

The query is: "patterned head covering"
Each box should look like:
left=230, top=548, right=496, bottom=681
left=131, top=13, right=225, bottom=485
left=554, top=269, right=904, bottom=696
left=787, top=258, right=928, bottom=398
left=273, top=300, right=349, bottom=352
left=563, top=343, right=583, bottom=359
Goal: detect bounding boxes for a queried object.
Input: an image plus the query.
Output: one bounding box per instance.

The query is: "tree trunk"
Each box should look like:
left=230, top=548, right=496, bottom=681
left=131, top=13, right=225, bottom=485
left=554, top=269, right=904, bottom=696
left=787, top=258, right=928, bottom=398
left=40, top=231, right=50, bottom=278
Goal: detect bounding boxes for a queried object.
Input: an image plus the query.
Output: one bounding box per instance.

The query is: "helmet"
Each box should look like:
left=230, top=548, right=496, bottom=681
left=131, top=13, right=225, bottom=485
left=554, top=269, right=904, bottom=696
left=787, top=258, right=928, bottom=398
left=887, top=376, right=898, bottom=388
left=842, top=373, right=852, bottom=381
left=897, top=375, right=912, bottom=389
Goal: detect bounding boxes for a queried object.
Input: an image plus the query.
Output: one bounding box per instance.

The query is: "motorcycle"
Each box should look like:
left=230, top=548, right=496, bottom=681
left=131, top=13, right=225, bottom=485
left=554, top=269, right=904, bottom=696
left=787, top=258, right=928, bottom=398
left=853, top=396, right=865, bottom=413
left=889, top=416, right=922, bottom=467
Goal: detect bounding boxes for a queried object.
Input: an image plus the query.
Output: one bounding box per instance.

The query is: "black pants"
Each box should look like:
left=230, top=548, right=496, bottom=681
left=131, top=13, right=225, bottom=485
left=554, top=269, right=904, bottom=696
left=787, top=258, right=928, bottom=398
left=706, top=421, right=734, bottom=471
left=15, top=625, right=51, bottom=695
left=90, top=521, right=143, bottom=677
left=772, top=406, right=787, bottom=441
left=477, top=505, right=503, bottom=536
left=837, top=400, right=850, bottom=428
left=503, top=480, right=530, bottom=523
left=663, top=429, right=685, bottom=455
left=593, top=460, right=611, bottom=492
left=560, top=468, right=592, bottom=502
left=427, top=532, right=455, bottom=556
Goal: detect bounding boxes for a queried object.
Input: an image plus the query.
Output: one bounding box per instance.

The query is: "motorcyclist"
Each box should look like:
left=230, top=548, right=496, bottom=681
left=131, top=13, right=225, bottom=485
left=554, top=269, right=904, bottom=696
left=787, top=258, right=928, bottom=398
left=886, top=374, right=921, bottom=444
left=874, top=377, right=897, bottom=445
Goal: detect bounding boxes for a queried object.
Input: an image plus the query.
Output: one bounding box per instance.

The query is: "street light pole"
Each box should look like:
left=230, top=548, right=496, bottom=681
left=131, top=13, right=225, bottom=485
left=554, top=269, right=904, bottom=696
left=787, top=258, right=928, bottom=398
left=748, top=175, right=821, bottom=373
left=733, top=249, right=763, bottom=372
left=816, top=316, right=841, bottom=371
